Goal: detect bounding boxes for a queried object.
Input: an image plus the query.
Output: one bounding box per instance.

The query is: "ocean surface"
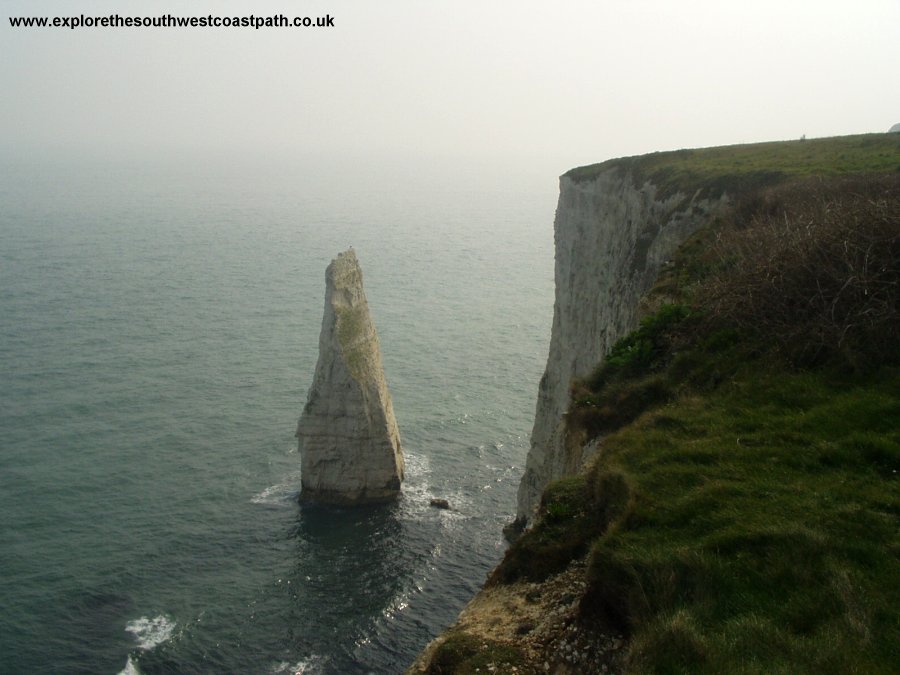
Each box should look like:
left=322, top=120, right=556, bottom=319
left=0, top=155, right=556, bottom=674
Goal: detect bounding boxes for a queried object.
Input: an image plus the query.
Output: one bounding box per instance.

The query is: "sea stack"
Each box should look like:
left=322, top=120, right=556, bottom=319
left=297, top=249, right=404, bottom=505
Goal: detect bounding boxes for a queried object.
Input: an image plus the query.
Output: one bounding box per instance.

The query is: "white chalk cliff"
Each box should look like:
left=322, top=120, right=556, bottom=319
left=516, top=168, right=727, bottom=522
left=297, top=249, right=404, bottom=505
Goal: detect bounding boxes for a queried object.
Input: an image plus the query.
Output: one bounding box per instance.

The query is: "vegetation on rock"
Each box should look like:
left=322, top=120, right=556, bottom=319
left=426, top=632, right=529, bottom=674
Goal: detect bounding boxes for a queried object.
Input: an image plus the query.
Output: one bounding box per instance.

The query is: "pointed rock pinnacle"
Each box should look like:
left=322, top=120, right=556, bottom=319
left=297, top=250, right=404, bottom=505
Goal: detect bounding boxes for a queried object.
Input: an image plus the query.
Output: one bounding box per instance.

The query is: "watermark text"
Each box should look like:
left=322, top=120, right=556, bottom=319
left=9, top=13, right=335, bottom=30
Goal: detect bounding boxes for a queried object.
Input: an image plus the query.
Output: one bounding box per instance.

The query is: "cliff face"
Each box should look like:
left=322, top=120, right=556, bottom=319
left=516, top=169, right=726, bottom=521
left=297, top=249, right=404, bottom=505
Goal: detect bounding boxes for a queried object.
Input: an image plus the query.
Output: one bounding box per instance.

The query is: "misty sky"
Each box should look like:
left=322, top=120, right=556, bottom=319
left=2, top=0, right=899, bottom=174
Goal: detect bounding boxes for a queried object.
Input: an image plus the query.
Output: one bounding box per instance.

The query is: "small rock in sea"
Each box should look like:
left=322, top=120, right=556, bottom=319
left=430, top=498, right=451, bottom=509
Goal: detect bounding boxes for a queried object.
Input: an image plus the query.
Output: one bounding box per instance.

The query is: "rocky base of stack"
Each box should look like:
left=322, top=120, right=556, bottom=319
left=301, top=478, right=402, bottom=506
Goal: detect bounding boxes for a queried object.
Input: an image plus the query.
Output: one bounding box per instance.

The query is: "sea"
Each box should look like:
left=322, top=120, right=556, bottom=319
left=0, top=154, right=557, bottom=674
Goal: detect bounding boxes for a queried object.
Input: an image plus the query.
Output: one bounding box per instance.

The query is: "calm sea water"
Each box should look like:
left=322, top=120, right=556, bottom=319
left=0, top=156, right=556, bottom=674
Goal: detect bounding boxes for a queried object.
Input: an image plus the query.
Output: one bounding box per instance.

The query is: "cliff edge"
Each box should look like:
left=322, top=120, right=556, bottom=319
left=297, top=249, right=404, bottom=505
left=516, top=168, right=726, bottom=522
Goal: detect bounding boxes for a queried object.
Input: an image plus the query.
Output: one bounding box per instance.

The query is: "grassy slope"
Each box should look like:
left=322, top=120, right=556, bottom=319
left=584, top=364, right=899, bottom=673
left=486, top=135, right=900, bottom=673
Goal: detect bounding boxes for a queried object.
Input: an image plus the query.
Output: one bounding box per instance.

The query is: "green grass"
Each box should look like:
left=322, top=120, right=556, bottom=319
left=565, top=133, right=900, bottom=199
left=581, top=365, right=900, bottom=673
left=496, top=358, right=899, bottom=672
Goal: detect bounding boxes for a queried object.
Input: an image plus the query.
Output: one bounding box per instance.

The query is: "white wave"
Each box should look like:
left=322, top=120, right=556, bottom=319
left=397, top=451, right=482, bottom=527
left=271, top=655, right=325, bottom=674
left=118, top=655, right=141, bottom=675
left=125, top=614, right=175, bottom=651
left=397, top=452, right=433, bottom=511
left=402, top=451, right=431, bottom=479
left=399, top=478, right=432, bottom=506
left=251, top=478, right=300, bottom=505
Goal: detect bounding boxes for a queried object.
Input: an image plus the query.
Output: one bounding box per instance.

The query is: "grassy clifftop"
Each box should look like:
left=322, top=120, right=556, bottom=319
left=418, top=136, right=899, bottom=674
left=566, top=132, right=900, bottom=200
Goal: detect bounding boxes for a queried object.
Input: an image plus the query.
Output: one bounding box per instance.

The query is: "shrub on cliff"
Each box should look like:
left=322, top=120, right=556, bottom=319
left=697, top=173, right=900, bottom=369
left=566, top=304, right=693, bottom=439
left=488, top=476, right=604, bottom=584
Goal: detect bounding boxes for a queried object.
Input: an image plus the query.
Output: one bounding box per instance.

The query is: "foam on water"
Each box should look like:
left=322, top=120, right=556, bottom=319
left=119, top=655, right=141, bottom=675
left=125, top=615, right=176, bottom=651
left=271, top=655, right=326, bottom=674
left=252, top=478, right=301, bottom=506
left=395, top=452, right=441, bottom=521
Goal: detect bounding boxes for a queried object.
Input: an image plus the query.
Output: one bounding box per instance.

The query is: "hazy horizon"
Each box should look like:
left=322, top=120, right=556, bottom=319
left=3, top=0, right=900, bottom=177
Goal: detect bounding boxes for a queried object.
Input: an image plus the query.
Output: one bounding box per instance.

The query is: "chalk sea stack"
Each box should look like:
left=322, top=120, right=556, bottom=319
left=297, top=249, right=404, bottom=505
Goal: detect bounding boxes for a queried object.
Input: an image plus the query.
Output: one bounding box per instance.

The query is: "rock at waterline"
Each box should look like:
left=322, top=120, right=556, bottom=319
left=296, top=249, right=404, bottom=505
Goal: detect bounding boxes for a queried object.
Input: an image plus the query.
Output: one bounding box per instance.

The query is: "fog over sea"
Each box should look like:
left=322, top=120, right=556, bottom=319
left=0, top=155, right=556, bottom=674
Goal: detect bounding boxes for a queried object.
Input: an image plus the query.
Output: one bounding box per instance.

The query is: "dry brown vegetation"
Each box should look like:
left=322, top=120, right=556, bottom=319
left=697, top=174, right=900, bottom=369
